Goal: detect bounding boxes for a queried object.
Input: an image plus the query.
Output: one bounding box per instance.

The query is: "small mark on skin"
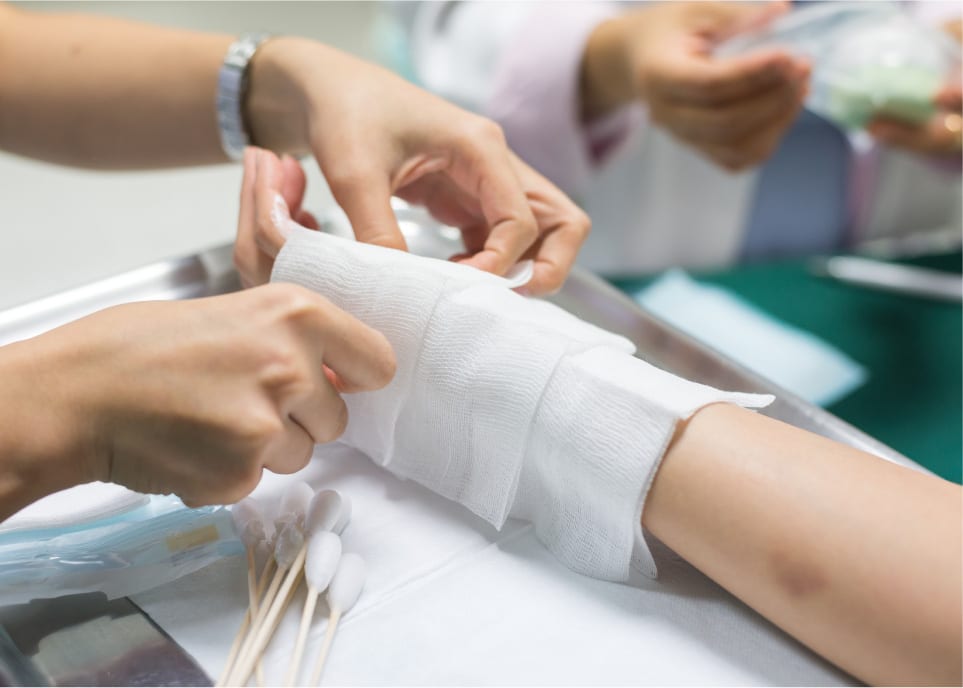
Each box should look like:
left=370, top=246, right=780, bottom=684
left=769, top=547, right=829, bottom=599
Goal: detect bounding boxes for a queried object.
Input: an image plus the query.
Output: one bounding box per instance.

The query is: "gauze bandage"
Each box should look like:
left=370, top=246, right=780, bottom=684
left=272, top=227, right=771, bottom=580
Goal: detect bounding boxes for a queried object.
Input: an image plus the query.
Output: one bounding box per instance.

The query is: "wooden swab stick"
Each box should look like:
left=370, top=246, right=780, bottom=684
left=310, top=553, right=366, bottom=686
left=218, top=546, right=276, bottom=686
left=219, top=555, right=276, bottom=687
left=285, top=531, right=342, bottom=686
left=230, top=545, right=308, bottom=686
left=310, top=609, right=341, bottom=687
left=251, top=555, right=275, bottom=687
left=217, top=606, right=251, bottom=687
left=228, top=558, right=288, bottom=685
left=242, top=547, right=269, bottom=687
left=218, top=499, right=267, bottom=686
left=229, top=482, right=313, bottom=684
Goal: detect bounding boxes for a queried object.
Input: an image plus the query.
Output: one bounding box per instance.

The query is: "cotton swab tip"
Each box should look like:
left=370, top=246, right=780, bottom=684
left=276, top=481, right=313, bottom=529
left=306, top=490, right=351, bottom=536
left=231, top=498, right=265, bottom=547
left=274, top=521, right=305, bottom=568
left=305, top=531, right=342, bottom=592
left=327, top=553, right=366, bottom=613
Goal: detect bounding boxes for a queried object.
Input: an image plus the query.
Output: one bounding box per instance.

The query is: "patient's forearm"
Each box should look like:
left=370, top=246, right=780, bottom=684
left=644, top=404, right=962, bottom=686
left=0, top=5, right=231, bottom=168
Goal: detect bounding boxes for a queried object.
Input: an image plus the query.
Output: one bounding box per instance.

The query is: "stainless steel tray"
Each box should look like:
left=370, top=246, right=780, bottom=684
left=0, top=243, right=916, bottom=470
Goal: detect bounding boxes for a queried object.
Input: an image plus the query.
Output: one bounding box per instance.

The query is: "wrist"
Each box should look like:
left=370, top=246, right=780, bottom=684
left=245, top=36, right=315, bottom=157
left=0, top=340, right=97, bottom=520
left=580, top=17, right=636, bottom=121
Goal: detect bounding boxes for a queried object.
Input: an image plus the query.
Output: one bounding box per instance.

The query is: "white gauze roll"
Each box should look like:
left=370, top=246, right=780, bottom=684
left=272, top=227, right=772, bottom=581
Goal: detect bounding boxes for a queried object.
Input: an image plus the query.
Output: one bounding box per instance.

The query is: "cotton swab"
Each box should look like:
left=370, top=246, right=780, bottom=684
left=228, top=481, right=312, bottom=686
left=255, top=481, right=313, bottom=622
left=306, top=489, right=351, bottom=536
left=310, top=553, right=366, bottom=685
left=218, top=498, right=267, bottom=686
left=285, top=531, right=342, bottom=686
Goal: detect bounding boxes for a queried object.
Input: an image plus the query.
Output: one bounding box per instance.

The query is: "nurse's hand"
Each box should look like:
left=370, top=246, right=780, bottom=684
left=867, top=86, right=963, bottom=157
left=0, top=285, right=394, bottom=510
left=240, top=40, right=590, bottom=295
left=867, top=19, right=962, bottom=157
left=580, top=1, right=810, bottom=171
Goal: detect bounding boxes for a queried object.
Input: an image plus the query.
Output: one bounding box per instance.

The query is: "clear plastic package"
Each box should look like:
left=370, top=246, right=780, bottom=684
left=0, top=494, right=243, bottom=605
left=718, top=2, right=961, bottom=130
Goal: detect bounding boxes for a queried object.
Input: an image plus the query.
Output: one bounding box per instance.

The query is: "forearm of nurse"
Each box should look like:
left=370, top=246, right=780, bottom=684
left=0, top=4, right=234, bottom=168
left=0, top=340, right=97, bottom=522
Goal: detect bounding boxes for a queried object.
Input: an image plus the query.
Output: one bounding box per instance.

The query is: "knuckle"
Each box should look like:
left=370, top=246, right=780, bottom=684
left=517, top=216, right=539, bottom=242
left=232, top=243, right=253, bottom=273
left=574, top=207, right=592, bottom=238
left=221, top=463, right=264, bottom=503
left=375, top=344, right=398, bottom=388
left=317, top=400, right=349, bottom=444
left=478, top=118, right=506, bottom=145
left=180, top=494, right=206, bottom=509
left=235, top=464, right=264, bottom=497
left=272, top=444, right=313, bottom=475
left=458, top=117, right=506, bottom=149
left=326, top=163, right=378, bottom=192
left=260, top=343, right=302, bottom=388
left=261, top=281, right=309, bottom=307
left=282, top=291, right=325, bottom=325
left=261, top=284, right=327, bottom=327
left=238, top=408, right=285, bottom=449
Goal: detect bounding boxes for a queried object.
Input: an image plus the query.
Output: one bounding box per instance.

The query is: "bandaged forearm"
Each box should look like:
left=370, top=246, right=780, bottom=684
left=272, top=227, right=772, bottom=581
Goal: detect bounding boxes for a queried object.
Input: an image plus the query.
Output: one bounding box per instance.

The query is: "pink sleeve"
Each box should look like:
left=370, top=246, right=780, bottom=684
left=485, top=2, right=645, bottom=197
left=910, top=0, right=961, bottom=24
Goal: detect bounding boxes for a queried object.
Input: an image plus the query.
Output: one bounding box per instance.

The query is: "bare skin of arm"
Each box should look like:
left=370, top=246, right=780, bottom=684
left=647, top=403, right=962, bottom=686
left=0, top=4, right=231, bottom=168
left=0, top=4, right=589, bottom=294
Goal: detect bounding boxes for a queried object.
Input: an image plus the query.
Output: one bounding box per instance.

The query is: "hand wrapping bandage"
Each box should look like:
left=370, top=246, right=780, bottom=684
left=272, top=227, right=771, bottom=580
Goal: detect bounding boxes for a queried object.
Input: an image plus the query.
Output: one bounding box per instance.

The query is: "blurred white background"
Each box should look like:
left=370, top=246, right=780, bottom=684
left=0, top=2, right=380, bottom=309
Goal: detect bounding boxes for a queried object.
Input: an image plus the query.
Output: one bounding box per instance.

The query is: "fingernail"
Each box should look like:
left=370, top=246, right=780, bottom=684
left=271, top=193, right=292, bottom=239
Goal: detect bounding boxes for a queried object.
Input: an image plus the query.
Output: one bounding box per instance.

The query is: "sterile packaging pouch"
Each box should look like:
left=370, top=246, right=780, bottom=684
left=0, top=487, right=243, bottom=605
left=718, top=2, right=962, bottom=130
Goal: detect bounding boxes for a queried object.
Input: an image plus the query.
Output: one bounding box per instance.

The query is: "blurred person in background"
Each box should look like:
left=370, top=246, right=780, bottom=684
left=388, top=1, right=962, bottom=275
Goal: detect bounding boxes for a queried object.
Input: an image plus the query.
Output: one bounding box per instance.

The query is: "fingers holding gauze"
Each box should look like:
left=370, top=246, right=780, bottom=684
left=220, top=284, right=395, bottom=492
left=80, top=285, right=395, bottom=507
left=443, top=119, right=541, bottom=278
left=235, top=147, right=317, bottom=287
left=254, top=149, right=297, bottom=257
left=509, top=155, right=592, bottom=295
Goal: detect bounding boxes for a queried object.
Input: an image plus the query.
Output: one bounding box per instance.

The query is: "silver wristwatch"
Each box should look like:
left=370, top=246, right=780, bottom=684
left=216, top=32, right=270, bottom=162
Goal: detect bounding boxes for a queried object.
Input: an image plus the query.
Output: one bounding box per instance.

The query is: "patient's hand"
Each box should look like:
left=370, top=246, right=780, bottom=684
left=580, top=1, right=810, bottom=171
left=0, top=284, right=394, bottom=511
